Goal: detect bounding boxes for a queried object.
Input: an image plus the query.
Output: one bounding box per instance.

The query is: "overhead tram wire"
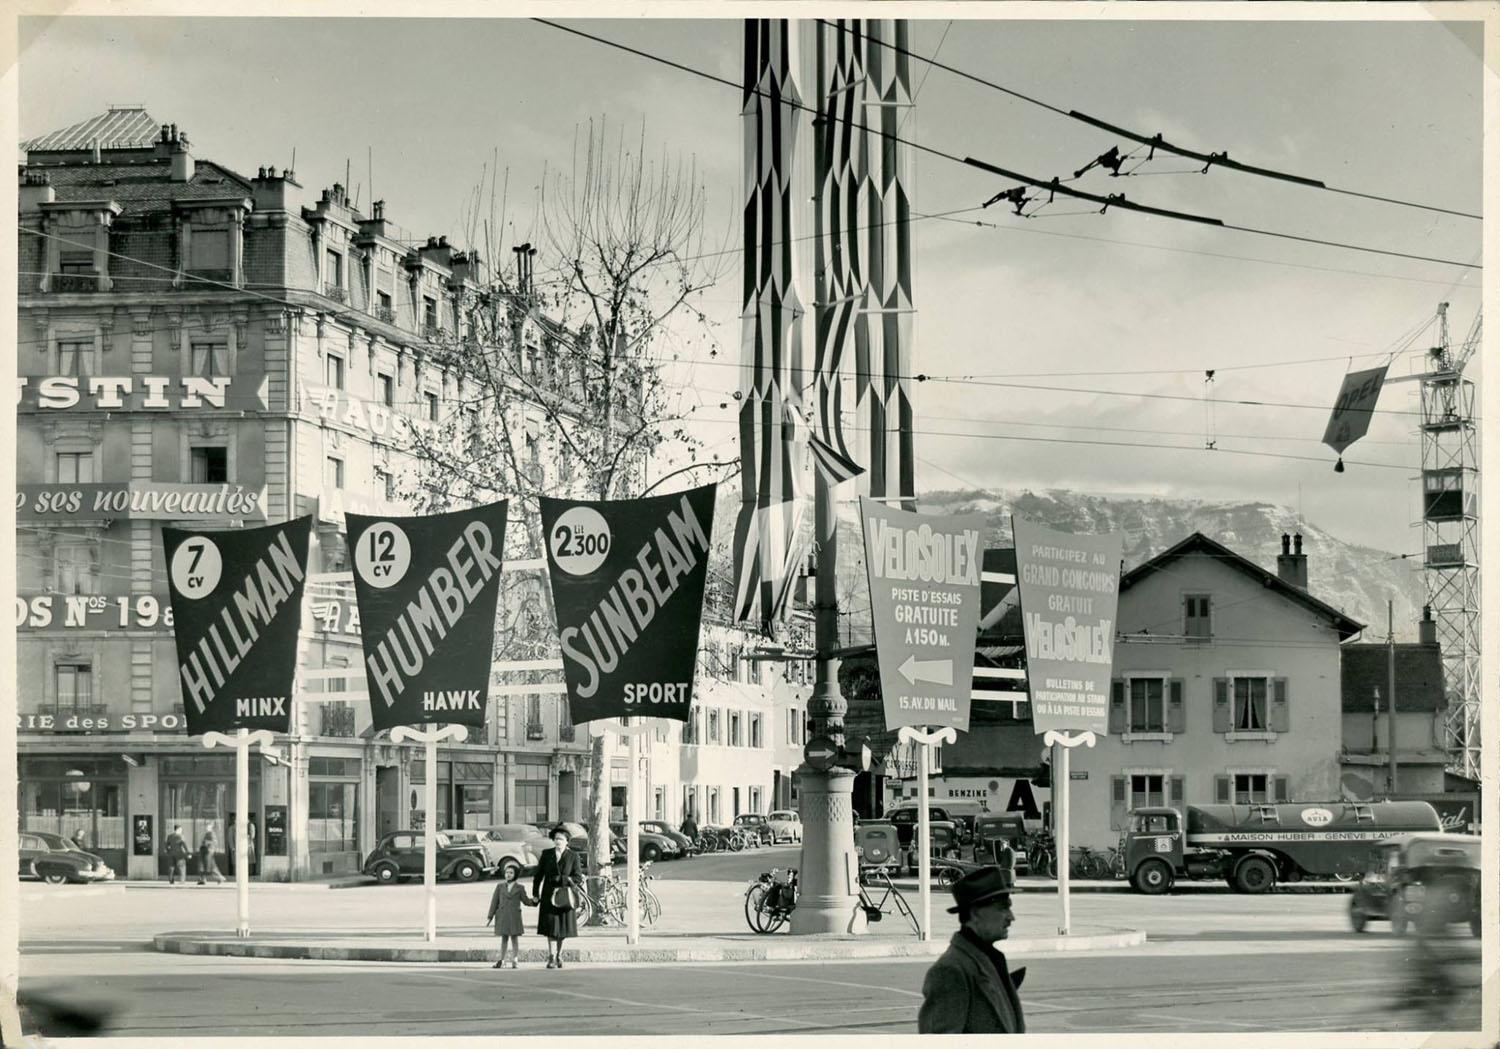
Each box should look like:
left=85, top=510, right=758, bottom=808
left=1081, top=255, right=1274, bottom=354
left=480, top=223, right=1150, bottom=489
left=817, top=18, right=1482, bottom=222
left=531, top=20, right=1479, bottom=274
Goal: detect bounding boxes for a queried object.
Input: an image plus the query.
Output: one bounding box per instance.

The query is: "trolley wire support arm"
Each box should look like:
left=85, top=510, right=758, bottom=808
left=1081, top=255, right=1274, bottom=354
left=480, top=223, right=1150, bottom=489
left=390, top=723, right=470, bottom=943
left=200, top=729, right=282, bottom=939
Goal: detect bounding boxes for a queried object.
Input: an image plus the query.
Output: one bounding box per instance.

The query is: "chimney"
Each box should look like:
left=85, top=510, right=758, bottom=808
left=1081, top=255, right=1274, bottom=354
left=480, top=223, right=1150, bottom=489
left=169, top=126, right=194, bottom=182
left=19, top=169, right=55, bottom=211
left=1276, top=531, right=1308, bottom=590
left=419, top=234, right=454, bottom=270
left=513, top=241, right=537, bottom=296
left=251, top=164, right=300, bottom=213
left=1419, top=604, right=1437, bottom=646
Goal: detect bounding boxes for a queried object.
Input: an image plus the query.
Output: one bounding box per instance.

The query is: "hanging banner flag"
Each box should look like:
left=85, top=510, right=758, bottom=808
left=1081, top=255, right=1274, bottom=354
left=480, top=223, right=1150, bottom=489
left=163, top=516, right=313, bottom=735
left=860, top=498, right=985, bottom=733
left=542, top=485, right=716, bottom=725
left=1011, top=515, right=1123, bottom=737
left=1322, top=364, right=1389, bottom=455
left=347, top=502, right=509, bottom=733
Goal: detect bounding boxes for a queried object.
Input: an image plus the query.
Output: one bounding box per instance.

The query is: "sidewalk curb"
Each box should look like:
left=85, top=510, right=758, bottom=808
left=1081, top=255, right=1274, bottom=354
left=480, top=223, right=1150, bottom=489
left=122, top=877, right=371, bottom=891
left=152, top=926, right=1146, bottom=965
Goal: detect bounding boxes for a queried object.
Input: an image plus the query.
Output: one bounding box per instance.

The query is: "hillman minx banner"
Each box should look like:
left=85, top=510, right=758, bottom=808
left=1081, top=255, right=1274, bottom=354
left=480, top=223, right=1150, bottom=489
left=1011, top=515, right=1123, bottom=737
left=163, top=516, right=313, bottom=735
left=346, top=502, right=509, bottom=733
left=542, top=485, right=716, bottom=725
left=860, top=498, right=985, bottom=733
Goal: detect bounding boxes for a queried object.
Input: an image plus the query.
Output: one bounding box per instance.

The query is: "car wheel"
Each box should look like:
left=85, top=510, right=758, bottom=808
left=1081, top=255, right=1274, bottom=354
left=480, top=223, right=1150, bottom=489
left=1391, top=899, right=1409, bottom=937
left=643, top=844, right=661, bottom=863
left=1349, top=900, right=1367, bottom=933
left=1133, top=858, right=1173, bottom=895
left=372, top=861, right=400, bottom=885
left=1234, top=855, right=1277, bottom=895
left=42, top=870, right=70, bottom=886
left=454, top=861, right=480, bottom=883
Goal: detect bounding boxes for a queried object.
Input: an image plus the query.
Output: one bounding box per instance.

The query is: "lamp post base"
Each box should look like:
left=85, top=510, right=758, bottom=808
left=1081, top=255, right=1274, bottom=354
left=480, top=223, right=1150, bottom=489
left=788, top=766, right=867, bottom=936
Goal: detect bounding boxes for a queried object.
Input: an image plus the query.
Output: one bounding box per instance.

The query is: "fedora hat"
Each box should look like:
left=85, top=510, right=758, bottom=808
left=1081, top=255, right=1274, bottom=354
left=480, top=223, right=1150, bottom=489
left=946, top=865, right=1017, bottom=914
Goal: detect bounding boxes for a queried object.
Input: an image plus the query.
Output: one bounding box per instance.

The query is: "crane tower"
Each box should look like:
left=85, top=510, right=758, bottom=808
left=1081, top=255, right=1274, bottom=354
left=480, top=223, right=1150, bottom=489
left=1415, top=303, right=1481, bottom=780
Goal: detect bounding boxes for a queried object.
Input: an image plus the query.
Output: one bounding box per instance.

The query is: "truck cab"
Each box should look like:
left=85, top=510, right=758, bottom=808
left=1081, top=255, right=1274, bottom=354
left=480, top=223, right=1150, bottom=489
left=1122, top=807, right=1185, bottom=893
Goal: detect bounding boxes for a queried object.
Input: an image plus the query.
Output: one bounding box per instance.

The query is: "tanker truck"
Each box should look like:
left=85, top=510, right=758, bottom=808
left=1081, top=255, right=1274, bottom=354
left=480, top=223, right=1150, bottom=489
left=1123, top=800, right=1442, bottom=895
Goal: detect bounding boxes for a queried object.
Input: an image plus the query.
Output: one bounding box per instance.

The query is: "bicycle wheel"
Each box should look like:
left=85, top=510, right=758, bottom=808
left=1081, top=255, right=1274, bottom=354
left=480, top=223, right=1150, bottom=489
left=641, top=887, right=662, bottom=927
left=889, top=885, right=921, bottom=937
left=1080, top=854, right=1107, bottom=880
left=576, top=891, right=596, bottom=927
left=745, top=883, right=779, bottom=933
left=729, top=835, right=744, bottom=853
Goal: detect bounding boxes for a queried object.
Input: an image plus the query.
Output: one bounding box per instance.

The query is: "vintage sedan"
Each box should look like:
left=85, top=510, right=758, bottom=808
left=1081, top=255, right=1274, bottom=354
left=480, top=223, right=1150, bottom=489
left=1350, top=833, right=1481, bottom=937
left=363, top=831, right=490, bottom=884
left=765, top=810, right=803, bottom=844
left=19, top=831, right=115, bottom=885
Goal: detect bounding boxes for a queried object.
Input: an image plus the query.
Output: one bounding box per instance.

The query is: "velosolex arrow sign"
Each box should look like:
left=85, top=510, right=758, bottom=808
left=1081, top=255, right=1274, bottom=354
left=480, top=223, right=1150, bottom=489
left=860, top=498, right=985, bottom=732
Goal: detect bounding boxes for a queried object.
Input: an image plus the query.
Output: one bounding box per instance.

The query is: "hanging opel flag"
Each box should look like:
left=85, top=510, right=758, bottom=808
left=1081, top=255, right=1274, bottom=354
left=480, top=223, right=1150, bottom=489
left=347, top=502, right=509, bottom=733
left=542, top=485, right=716, bottom=724
left=1323, top=364, right=1389, bottom=465
left=163, top=516, right=313, bottom=735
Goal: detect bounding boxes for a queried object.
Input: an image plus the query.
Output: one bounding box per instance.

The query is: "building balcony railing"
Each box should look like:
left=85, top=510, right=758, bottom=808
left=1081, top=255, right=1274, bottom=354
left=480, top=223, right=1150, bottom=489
left=526, top=723, right=545, bottom=741
left=374, top=306, right=397, bottom=324
left=558, top=724, right=576, bottom=743
left=324, top=286, right=348, bottom=303
left=51, top=273, right=100, bottom=293
left=38, top=703, right=110, bottom=718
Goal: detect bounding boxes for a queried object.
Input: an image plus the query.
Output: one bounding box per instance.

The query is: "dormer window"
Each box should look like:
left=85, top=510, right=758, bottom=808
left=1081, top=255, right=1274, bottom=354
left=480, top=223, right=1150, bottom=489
left=423, top=296, right=438, bottom=333
left=189, top=229, right=230, bottom=280
left=325, top=249, right=345, bottom=300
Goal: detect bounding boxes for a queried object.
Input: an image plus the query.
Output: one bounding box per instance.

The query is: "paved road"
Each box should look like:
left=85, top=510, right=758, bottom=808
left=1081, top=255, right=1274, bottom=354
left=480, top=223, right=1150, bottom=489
left=649, top=844, right=798, bottom=882
left=21, top=936, right=1479, bottom=1037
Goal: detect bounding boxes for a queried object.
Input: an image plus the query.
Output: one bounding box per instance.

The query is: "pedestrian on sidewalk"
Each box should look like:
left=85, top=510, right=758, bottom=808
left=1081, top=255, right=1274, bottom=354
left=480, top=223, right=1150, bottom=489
left=196, top=828, right=225, bottom=885
left=532, top=825, right=584, bottom=969
left=487, top=864, right=537, bottom=968
left=917, top=866, right=1026, bottom=1034
left=165, top=825, right=191, bottom=885
left=71, top=828, right=88, bottom=850
left=679, top=812, right=698, bottom=841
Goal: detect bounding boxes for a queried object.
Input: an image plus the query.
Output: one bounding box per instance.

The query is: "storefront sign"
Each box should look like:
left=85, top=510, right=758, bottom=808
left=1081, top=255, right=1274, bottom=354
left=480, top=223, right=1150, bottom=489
left=164, top=516, right=313, bottom=734
left=310, top=598, right=362, bottom=636
left=860, top=498, right=985, bottom=733
left=263, top=805, right=287, bottom=857
left=1323, top=365, right=1389, bottom=456
left=17, top=375, right=244, bottom=411
left=542, top=485, right=716, bottom=725
left=17, top=711, right=188, bottom=733
left=133, top=815, right=154, bottom=856
left=347, top=502, right=510, bottom=732
left=17, top=593, right=176, bottom=631
left=18, top=483, right=268, bottom=522
left=1012, top=515, right=1123, bottom=736
left=302, top=385, right=429, bottom=447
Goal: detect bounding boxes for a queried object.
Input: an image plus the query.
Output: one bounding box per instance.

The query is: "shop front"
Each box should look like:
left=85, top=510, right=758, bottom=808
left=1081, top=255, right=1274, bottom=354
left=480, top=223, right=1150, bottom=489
left=410, top=755, right=497, bottom=832
left=157, top=754, right=262, bottom=879
left=20, top=755, right=129, bottom=876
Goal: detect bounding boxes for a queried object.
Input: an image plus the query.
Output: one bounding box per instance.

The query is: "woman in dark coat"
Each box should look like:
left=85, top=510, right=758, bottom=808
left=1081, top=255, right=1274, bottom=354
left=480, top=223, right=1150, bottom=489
left=532, top=825, right=585, bottom=969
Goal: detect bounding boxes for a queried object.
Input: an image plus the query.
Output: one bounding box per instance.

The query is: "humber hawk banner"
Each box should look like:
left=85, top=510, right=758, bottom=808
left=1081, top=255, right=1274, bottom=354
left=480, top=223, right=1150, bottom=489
left=860, top=498, right=985, bottom=733
left=163, top=517, right=313, bottom=735
left=1011, top=515, right=1123, bottom=737
left=346, top=502, right=510, bottom=733
left=541, top=485, right=716, bottom=725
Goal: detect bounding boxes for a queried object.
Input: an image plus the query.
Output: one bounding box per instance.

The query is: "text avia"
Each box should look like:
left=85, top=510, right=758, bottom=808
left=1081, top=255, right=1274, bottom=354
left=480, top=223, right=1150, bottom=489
left=367, top=522, right=502, bottom=709
left=179, top=530, right=304, bottom=713
left=560, top=494, right=709, bottom=699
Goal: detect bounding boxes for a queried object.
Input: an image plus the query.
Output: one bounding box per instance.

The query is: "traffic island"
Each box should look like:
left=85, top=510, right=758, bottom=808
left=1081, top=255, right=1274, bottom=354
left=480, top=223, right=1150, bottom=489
left=152, top=925, right=1145, bottom=965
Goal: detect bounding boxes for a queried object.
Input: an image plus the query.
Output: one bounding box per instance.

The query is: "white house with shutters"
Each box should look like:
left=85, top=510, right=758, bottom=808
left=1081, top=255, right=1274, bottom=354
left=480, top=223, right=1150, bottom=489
left=1068, top=532, right=1364, bottom=850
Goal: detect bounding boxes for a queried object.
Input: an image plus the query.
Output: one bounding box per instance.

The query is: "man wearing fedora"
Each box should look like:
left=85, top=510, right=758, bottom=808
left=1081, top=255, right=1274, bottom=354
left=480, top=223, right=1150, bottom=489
left=918, top=866, right=1026, bottom=1033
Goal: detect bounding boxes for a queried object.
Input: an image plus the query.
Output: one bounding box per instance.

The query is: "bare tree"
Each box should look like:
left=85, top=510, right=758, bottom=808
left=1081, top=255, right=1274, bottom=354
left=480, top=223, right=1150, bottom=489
left=406, top=118, right=732, bottom=871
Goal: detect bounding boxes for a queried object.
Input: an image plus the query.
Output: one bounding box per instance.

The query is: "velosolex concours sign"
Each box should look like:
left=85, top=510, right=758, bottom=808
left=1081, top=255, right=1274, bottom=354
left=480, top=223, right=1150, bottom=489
left=1011, top=515, right=1123, bottom=736
left=541, top=485, right=715, bottom=725
left=346, top=502, right=509, bottom=733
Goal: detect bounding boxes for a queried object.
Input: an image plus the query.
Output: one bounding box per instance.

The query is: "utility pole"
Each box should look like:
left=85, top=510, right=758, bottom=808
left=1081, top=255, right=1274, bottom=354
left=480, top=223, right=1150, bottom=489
left=1387, top=600, right=1397, bottom=796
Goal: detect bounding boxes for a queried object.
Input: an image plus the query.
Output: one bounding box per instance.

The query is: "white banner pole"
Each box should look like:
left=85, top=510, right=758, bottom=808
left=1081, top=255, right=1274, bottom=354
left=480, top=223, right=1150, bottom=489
left=1055, top=740, right=1070, bottom=935
left=235, top=727, right=250, bottom=938
left=627, top=721, right=641, bottom=946
left=917, top=740, right=931, bottom=942
left=424, top=734, right=438, bottom=942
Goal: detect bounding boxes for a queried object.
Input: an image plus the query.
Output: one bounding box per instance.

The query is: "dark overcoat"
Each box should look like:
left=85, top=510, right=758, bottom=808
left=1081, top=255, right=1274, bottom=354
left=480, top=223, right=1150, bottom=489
left=487, top=879, right=535, bottom=937
left=532, top=846, right=584, bottom=939
left=917, top=931, right=1026, bottom=1034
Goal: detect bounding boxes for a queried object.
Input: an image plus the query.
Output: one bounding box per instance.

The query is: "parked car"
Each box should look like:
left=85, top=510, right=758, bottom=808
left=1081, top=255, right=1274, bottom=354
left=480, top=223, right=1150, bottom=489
left=884, top=804, right=958, bottom=851
left=19, top=831, right=115, bottom=885
left=609, top=823, right=680, bottom=862
left=765, top=810, right=803, bottom=844
left=527, top=820, right=625, bottom=872
left=1350, top=833, right=1481, bottom=937
left=363, top=831, right=490, bottom=884
left=638, top=820, right=696, bottom=857
left=446, top=827, right=539, bottom=878
left=733, top=813, right=775, bottom=844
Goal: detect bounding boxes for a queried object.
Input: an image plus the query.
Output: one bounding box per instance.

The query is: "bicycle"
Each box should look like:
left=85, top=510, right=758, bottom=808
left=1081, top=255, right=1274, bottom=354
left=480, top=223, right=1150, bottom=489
left=745, top=867, right=798, bottom=933
left=1023, top=830, right=1057, bottom=879
left=1072, top=845, right=1110, bottom=880
left=857, top=865, right=921, bottom=936
left=1107, top=845, right=1127, bottom=880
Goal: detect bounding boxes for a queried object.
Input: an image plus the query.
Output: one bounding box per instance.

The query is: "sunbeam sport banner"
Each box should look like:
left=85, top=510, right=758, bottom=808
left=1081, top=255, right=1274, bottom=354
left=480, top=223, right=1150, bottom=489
left=346, top=502, right=509, bottom=733
left=163, top=516, right=313, bottom=735
left=542, top=485, right=716, bottom=725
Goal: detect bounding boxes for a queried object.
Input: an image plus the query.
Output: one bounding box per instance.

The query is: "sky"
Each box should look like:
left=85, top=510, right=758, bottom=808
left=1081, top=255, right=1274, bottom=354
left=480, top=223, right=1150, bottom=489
left=17, top=13, right=1486, bottom=555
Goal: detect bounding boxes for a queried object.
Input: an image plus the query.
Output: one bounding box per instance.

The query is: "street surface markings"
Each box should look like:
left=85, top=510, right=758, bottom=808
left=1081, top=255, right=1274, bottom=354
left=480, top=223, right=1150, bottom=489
left=673, top=964, right=924, bottom=1000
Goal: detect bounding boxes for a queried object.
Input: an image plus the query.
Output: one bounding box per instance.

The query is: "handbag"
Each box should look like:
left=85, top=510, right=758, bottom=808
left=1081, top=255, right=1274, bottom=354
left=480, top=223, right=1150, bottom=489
left=550, top=885, right=574, bottom=911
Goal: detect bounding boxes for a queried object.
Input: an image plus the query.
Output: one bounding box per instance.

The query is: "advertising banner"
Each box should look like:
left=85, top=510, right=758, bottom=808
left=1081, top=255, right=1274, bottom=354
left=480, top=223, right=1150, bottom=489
left=541, top=485, right=716, bottom=725
left=19, top=482, right=268, bottom=522
left=1011, top=515, right=1123, bottom=736
left=1322, top=365, right=1389, bottom=456
left=17, top=593, right=177, bottom=632
left=859, top=498, right=985, bottom=733
left=346, top=502, right=509, bottom=733
left=163, top=516, right=313, bottom=735
left=133, top=815, right=154, bottom=857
